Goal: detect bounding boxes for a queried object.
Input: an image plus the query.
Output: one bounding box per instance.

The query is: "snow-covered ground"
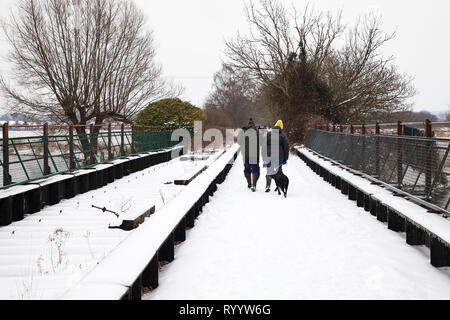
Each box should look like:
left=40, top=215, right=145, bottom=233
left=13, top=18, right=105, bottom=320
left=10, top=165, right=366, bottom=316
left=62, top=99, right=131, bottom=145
left=0, top=149, right=224, bottom=300
left=146, top=154, right=450, bottom=300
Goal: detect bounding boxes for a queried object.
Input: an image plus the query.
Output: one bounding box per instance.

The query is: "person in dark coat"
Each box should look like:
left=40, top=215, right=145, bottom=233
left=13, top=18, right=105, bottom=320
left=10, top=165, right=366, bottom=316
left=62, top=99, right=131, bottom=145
left=238, top=118, right=261, bottom=192
left=262, top=120, right=290, bottom=192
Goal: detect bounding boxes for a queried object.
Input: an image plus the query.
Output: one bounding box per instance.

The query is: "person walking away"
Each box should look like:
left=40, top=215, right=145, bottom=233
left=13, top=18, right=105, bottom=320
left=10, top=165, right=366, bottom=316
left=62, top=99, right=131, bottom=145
left=262, top=120, right=289, bottom=192
left=261, top=127, right=273, bottom=192
left=238, top=118, right=261, bottom=192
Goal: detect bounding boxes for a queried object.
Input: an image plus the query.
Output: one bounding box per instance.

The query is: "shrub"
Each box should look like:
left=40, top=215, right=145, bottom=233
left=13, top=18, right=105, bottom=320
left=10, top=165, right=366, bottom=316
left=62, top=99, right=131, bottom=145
left=136, top=98, right=206, bottom=132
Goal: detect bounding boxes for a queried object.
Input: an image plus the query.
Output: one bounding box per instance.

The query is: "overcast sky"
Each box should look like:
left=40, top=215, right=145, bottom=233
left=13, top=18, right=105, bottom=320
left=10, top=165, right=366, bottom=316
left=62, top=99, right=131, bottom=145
left=0, top=0, right=449, bottom=114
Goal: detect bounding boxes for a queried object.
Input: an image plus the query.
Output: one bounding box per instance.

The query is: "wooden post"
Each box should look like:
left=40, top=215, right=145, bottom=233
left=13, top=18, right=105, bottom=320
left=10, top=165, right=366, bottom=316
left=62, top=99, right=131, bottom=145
left=397, top=121, right=403, bottom=135
left=350, top=125, right=354, bottom=134
left=425, top=119, right=432, bottom=138
left=387, top=210, right=405, bottom=233
left=406, top=221, right=425, bottom=246
left=69, top=124, right=76, bottom=170
left=361, top=124, right=366, bottom=135
left=376, top=203, right=388, bottom=223
left=43, top=123, right=50, bottom=175
left=430, top=236, right=450, bottom=268
left=425, top=119, right=432, bottom=194
left=332, top=124, right=336, bottom=132
left=397, top=121, right=403, bottom=188
left=340, top=125, right=344, bottom=133
left=2, top=123, right=10, bottom=185
left=158, top=233, right=175, bottom=263
left=142, top=255, right=159, bottom=290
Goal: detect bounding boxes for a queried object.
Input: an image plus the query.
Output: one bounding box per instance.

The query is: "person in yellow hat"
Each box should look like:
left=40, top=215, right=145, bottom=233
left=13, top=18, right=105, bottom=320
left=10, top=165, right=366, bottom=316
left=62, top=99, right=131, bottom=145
left=262, top=120, right=290, bottom=193
left=275, top=120, right=284, bottom=130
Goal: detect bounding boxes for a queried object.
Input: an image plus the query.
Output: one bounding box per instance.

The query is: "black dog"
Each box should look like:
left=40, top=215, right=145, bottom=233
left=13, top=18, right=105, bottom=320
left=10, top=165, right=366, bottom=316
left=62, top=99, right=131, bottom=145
left=271, top=171, right=289, bottom=198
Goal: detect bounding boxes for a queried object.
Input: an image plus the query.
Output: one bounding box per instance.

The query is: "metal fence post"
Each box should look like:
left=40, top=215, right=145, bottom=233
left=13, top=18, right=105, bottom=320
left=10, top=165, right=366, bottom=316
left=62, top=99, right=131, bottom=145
left=108, top=124, right=112, bottom=160
left=397, top=121, right=403, bottom=188
left=425, top=119, right=433, bottom=194
left=69, top=124, right=76, bottom=170
left=375, top=122, right=380, bottom=177
left=2, top=123, right=10, bottom=185
left=131, top=124, right=135, bottom=154
left=121, top=123, right=125, bottom=157
left=141, top=125, right=145, bottom=153
left=89, top=124, right=95, bottom=164
left=43, top=123, right=50, bottom=175
left=361, top=124, right=366, bottom=171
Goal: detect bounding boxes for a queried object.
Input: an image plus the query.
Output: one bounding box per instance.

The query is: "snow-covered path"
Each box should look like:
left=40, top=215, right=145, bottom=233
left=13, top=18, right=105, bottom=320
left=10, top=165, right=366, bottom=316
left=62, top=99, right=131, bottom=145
left=146, top=154, right=450, bottom=300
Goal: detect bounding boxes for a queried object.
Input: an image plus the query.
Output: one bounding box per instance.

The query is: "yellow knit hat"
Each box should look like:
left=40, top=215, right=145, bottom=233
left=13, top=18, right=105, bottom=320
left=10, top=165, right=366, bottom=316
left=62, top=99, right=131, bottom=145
left=275, top=120, right=284, bottom=130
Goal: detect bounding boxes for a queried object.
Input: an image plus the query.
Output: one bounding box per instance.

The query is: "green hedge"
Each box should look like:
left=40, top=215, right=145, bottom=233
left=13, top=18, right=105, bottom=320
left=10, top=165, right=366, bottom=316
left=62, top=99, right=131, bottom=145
left=136, top=98, right=206, bottom=133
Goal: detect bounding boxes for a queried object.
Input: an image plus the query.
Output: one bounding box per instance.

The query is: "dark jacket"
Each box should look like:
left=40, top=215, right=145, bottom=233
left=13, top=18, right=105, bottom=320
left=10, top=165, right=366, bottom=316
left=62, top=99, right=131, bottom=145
left=238, top=124, right=260, bottom=162
left=263, top=126, right=289, bottom=164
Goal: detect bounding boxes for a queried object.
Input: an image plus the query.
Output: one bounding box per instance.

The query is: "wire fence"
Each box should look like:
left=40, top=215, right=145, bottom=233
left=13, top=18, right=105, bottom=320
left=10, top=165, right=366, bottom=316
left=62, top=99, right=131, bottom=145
left=0, top=123, right=177, bottom=189
left=307, top=128, right=450, bottom=212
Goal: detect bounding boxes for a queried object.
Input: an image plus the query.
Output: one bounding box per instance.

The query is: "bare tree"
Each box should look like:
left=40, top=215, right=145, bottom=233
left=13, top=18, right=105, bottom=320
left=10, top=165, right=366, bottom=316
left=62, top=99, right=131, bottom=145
left=204, top=64, right=256, bottom=128
left=1, top=0, right=181, bottom=135
left=320, top=13, right=416, bottom=123
left=225, top=0, right=416, bottom=132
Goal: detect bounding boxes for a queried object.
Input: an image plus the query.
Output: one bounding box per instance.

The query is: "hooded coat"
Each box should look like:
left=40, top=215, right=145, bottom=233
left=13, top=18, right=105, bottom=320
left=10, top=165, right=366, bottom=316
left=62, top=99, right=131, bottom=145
left=239, top=121, right=260, bottom=164
left=263, top=126, right=290, bottom=167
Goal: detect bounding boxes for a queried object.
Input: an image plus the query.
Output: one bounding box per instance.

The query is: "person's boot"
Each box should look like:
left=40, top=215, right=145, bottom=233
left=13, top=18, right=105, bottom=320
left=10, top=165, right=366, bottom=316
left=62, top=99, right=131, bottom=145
left=251, top=172, right=260, bottom=192
left=245, top=173, right=252, bottom=189
left=265, top=176, right=272, bottom=193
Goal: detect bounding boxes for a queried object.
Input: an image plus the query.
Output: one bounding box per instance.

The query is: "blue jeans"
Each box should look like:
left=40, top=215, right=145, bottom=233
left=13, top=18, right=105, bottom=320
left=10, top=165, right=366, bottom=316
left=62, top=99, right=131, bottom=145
left=244, top=158, right=260, bottom=174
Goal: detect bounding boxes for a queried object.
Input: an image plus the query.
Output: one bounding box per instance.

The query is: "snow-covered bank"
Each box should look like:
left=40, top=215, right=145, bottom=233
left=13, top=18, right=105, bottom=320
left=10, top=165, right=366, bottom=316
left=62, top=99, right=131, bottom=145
left=146, top=154, right=450, bottom=300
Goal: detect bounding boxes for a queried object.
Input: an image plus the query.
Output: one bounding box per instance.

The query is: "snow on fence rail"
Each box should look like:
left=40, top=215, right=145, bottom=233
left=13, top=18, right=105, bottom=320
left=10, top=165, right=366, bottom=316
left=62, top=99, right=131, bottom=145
left=296, top=146, right=450, bottom=268
left=62, top=145, right=240, bottom=300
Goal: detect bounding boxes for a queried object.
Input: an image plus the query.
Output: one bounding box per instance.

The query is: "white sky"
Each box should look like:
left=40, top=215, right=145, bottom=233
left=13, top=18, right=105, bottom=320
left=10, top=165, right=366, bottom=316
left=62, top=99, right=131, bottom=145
left=0, top=0, right=449, bottom=114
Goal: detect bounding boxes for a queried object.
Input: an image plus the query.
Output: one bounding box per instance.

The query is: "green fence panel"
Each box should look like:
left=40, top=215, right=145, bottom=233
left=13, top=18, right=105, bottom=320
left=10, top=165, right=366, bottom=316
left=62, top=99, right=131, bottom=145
left=0, top=129, right=175, bottom=190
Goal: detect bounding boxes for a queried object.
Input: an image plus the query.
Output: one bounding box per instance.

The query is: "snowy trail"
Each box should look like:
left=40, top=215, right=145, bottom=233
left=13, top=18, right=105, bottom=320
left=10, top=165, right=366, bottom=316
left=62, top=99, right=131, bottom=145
left=146, top=154, right=450, bottom=300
